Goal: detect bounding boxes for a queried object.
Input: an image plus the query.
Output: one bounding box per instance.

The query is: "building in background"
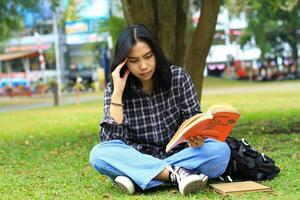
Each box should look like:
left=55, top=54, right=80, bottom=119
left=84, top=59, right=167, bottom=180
left=0, top=0, right=113, bottom=94
left=193, top=7, right=261, bottom=79
left=193, top=6, right=298, bottom=81
left=0, top=1, right=59, bottom=93
left=63, top=0, right=111, bottom=91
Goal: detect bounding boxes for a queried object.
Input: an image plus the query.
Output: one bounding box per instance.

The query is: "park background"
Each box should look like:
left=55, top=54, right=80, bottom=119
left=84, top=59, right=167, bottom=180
left=1, top=0, right=300, bottom=199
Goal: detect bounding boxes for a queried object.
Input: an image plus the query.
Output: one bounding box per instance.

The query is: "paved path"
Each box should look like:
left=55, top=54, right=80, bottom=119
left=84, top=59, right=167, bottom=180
left=1, top=81, right=299, bottom=113
left=202, top=81, right=300, bottom=95
left=0, top=94, right=103, bottom=113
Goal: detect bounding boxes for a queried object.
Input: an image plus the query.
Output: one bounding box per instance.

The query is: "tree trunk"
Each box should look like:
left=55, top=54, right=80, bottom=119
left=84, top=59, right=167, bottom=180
left=185, top=0, right=220, bottom=101
left=289, top=38, right=299, bottom=71
left=121, top=0, right=220, bottom=100
left=121, top=0, right=156, bottom=32
left=121, top=0, right=188, bottom=66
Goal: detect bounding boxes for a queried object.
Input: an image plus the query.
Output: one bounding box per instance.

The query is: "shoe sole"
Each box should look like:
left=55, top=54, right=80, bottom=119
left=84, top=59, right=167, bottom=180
left=114, top=176, right=135, bottom=195
left=179, top=174, right=208, bottom=196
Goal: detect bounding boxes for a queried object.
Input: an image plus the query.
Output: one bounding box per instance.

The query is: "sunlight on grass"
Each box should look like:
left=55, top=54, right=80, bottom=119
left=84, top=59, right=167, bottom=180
left=0, top=102, right=101, bottom=141
left=0, top=78, right=300, bottom=199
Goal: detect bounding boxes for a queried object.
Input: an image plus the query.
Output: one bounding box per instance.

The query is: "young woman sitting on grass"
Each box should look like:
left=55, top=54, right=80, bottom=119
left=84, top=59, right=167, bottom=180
left=89, top=24, right=230, bottom=196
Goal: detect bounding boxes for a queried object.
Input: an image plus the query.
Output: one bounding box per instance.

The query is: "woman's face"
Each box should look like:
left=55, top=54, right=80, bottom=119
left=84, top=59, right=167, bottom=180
left=126, top=41, right=156, bottom=84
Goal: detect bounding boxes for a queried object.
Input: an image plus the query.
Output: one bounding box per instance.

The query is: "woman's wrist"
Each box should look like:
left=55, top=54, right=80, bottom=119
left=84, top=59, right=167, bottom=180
left=111, top=92, right=123, bottom=104
left=111, top=101, right=124, bottom=107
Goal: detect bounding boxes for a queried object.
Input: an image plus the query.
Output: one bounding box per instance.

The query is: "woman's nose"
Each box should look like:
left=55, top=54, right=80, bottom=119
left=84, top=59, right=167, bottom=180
left=139, top=60, right=147, bottom=70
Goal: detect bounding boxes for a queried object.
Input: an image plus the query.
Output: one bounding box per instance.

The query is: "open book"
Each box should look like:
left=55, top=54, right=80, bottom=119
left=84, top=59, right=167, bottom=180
left=166, top=104, right=240, bottom=152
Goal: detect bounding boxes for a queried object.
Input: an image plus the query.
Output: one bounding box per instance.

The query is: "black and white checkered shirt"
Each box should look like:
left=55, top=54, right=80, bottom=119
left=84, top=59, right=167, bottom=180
left=100, top=65, right=201, bottom=159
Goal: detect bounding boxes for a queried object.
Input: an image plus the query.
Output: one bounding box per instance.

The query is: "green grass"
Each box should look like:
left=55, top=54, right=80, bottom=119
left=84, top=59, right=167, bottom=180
left=1, top=78, right=300, bottom=199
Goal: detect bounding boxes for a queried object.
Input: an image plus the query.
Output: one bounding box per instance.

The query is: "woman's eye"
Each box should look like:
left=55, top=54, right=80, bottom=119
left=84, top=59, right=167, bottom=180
left=145, top=54, right=152, bottom=59
left=129, top=60, right=138, bottom=63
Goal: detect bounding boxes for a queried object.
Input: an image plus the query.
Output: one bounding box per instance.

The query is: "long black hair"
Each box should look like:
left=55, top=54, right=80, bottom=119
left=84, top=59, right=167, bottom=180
left=110, top=24, right=172, bottom=99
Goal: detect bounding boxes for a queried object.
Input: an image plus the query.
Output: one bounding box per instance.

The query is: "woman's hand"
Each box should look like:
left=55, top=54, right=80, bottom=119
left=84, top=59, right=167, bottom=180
left=111, top=59, right=130, bottom=96
left=187, top=136, right=205, bottom=147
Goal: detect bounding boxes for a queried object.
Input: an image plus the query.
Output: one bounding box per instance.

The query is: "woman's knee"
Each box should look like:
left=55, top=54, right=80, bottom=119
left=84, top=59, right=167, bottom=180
left=89, top=143, right=106, bottom=169
left=205, top=139, right=230, bottom=160
left=206, top=141, right=231, bottom=177
left=215, top=141, right=230, bottom=161
left=215, top=142, right=230, bottom=170
left=195, top=140, right=231, bottom=178
left=89, top=140, right=125, bottom=169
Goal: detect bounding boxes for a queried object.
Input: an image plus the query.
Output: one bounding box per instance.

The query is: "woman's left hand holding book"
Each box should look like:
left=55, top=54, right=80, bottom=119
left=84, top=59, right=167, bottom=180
left=187, top=136, right=205, bottom=147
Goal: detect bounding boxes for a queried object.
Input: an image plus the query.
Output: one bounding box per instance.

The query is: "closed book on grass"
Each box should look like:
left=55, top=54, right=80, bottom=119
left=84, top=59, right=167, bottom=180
left=166, top=104, right=240, bottom=152
left=210, top=181, right=272, bottom=195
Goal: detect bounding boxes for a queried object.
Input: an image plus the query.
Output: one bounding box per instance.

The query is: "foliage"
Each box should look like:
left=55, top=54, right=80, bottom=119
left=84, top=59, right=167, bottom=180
left=0, top=0, right=35, bottom=40
left=0, top=79, right=300, bottom=199
left=0, top=0, right=59, bottom=41
left=120, top=0, right=220, bottom=101
left=225, top=0, right=300, bottom=61
left=98, top=15, right=126, bottom=50
left=62, top=0, right=80, bottom=22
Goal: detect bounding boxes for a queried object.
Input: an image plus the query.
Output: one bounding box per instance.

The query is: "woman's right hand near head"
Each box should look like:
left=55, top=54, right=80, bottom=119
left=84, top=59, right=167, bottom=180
left=111, top=59, right=130, bottom=98
left=109, top=59, right=130, bottom=124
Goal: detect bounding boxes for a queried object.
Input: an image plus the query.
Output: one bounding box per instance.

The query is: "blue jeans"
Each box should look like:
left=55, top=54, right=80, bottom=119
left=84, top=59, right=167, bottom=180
left=89, top=139, right=230, bottom=190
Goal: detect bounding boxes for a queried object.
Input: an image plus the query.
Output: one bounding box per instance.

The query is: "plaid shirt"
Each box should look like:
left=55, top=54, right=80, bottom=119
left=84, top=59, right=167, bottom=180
left=100, top=65, right=201, bottom=159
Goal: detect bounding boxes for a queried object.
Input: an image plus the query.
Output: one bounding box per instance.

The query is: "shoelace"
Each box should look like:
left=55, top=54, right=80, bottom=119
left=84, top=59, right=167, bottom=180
left=177, top=167, right=191, bottom=179
left=167, top=165, right=192, bottom=182
left=166, top=165, right=178, bottom=183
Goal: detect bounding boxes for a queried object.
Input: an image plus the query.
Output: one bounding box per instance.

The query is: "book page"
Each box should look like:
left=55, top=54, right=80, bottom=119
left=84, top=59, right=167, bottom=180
left=207, top=104, right=238, bottom=115
left=166, top=104, right=240, bottom=152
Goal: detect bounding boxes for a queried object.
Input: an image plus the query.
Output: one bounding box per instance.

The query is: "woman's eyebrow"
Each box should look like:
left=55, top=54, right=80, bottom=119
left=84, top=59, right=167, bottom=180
left=143, top=51, right=152, bottom=56
left=128, top=51, right=152, bottom=59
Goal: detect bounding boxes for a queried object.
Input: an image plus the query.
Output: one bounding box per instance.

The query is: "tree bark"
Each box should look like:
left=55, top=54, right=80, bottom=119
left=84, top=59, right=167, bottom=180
left=121, top=0, right=156, bottom=32
left=121, top=0, right=220, bottom=100
left=174, top=0, right=189, bottom=66
left=185, top=0, right=220, bottom=101
left=156, top=0, right=178, bottom=62
left=121, top=0, right=188, bottom=66
left=291, top=42, right=299, bottom=70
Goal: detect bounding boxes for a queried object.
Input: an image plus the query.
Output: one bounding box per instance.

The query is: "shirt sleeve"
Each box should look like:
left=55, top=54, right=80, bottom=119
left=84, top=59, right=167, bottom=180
left=99, top=83, right=129, bottom=142
left=179, top=70, right=201, bottom=121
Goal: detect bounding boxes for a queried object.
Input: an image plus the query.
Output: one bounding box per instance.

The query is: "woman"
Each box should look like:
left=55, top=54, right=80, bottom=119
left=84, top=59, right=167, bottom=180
left=90, top=24, right=230, bottom=196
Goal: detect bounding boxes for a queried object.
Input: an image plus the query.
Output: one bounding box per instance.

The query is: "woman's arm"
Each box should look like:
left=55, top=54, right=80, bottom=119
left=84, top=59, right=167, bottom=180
left=179, top=70, right=201, bottom=120
left=109, top=59, right=130, bottom=124
left=179, top=69, right=205, bottom=147
left=100, top=60, right=130, bottom=141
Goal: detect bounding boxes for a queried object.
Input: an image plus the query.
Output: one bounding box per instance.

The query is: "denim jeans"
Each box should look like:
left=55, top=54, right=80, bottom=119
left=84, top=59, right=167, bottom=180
left=89, top=138, right=230, bottom=190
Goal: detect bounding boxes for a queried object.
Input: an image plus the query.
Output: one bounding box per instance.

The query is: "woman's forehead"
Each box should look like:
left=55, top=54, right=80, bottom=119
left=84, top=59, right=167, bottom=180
left=128, top=41, right=152, bottom=57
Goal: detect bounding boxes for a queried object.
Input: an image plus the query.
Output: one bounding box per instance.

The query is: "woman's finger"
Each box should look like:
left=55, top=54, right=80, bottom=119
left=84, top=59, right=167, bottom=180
left=123, top=69, right=130, bottom=81
left=114, top=58, right=128, bottom=73
left=188, top=136, right=205, bottom=147
left=196, top=136, right=205, bottom=142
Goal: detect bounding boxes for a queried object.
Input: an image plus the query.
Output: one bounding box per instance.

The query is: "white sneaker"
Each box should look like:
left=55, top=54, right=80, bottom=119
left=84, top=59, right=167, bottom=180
left=168, top=166, right=208, bottom=196
left=114, top=176, right=135, bottom=195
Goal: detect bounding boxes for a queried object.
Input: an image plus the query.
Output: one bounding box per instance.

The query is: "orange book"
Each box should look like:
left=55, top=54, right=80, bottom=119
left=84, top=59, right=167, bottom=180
left=166, top=104, right=240, bottom=152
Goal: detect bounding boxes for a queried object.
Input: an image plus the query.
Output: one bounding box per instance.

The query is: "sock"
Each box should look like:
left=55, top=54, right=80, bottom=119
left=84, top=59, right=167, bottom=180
left=166, top=165, right=178, bottom=183
left=169, top=170, right=177, bottom=183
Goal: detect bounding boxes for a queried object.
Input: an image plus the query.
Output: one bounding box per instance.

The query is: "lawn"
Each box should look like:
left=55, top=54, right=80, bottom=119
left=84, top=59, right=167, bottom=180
left=0, top=78, right=300, bottom=199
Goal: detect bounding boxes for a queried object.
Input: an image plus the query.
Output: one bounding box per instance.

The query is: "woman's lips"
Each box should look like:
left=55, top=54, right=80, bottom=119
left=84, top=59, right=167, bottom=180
left=140, top=71, right=151, bottom=77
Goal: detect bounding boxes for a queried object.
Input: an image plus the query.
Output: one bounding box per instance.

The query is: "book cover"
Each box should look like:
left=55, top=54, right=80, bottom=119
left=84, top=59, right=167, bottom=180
left=166, top=104, right=240, bottom=152
left=210, top=181, right=272, bottom=195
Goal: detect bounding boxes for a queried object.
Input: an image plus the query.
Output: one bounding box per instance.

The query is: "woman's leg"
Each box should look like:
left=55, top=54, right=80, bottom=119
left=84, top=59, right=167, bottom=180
left=164, top=139, right=230, bottom=178
left=89, top=140, right=168, bottom=190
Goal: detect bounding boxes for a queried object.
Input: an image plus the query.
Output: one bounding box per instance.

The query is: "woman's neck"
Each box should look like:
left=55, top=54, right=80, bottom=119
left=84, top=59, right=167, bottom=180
left=142, top=79, right=153, bottom=94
